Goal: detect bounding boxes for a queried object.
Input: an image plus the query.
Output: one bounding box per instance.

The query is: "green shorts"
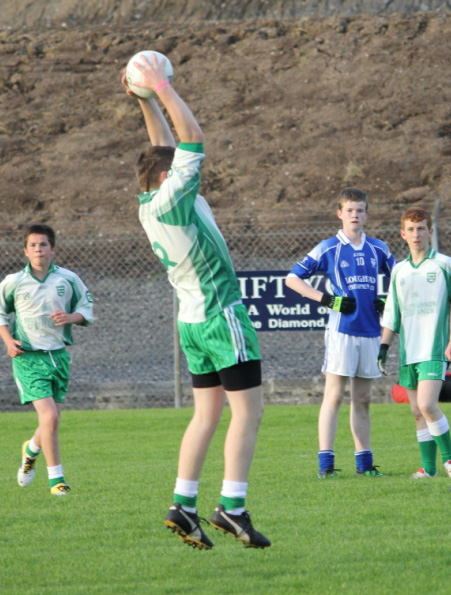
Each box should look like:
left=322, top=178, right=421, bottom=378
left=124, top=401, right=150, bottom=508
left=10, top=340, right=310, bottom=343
left=12, top=348, right=70, bottom=405
left=178, top=303, right=261, bottom=375
left=399, top=360, right=447, bottom=390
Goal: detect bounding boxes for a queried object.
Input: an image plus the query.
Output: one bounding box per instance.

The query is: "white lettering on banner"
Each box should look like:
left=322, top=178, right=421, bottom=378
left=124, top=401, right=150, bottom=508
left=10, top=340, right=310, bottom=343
left=268, top=318, right=326, bottom=329
left=251, top=277, right=269, bottom=298
left=238, top=277, right=248, bottom=299
left=247, top=304, right=260, bottom=316
left=269, top=275, right=287, bottom=298
left=266, top=303, right=311, bottom=316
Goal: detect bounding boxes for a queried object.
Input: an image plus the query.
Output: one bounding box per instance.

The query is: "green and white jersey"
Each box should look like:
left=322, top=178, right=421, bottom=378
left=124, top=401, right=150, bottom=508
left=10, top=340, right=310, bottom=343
left=382, top=248, right=451, bottom=366
left=0, top=262, right=93, bottom=351
left=138, top=142, right=242, bottom=323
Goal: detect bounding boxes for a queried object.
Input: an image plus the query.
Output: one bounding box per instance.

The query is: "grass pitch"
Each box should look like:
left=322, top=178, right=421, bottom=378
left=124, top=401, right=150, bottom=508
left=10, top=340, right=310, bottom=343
left=1, top=403, right=451, bottom=594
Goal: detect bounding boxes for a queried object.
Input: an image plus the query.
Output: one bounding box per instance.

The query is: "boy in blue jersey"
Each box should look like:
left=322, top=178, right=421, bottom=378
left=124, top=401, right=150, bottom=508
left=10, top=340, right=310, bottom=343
left=286, top=188, right=395, bottom=477
left=122, top=55, right=270, bottom=549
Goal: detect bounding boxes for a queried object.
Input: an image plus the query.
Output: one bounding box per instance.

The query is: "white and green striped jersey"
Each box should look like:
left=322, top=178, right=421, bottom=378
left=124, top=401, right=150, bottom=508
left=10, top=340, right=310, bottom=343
left=0, top=262, right=93, bottom=351
left=382, top=248, right=451, bottom=366
left=138, top=142, right=242, bottom=323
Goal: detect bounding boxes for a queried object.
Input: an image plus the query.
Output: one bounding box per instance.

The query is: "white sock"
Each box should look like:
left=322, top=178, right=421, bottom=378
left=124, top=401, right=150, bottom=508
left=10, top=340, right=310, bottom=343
left=174, top=478, right=198, bottom=513
left=417, top=428, right=433, bottom=442
left=426, top=415, right=450, bottom=437
left=28, top=437, right=41, bottom=456
left=174, top=478, right=199, bottom=498
left=47, top=464, right=63, bottom=480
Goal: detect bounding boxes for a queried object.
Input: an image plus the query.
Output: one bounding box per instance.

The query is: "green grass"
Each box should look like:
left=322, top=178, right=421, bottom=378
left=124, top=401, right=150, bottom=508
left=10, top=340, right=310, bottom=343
left=1, top=404, right=451, bottom=594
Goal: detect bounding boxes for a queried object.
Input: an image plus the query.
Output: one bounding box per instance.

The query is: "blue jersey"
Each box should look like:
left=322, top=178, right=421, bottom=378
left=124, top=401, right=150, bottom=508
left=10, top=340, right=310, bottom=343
left=289, top=230, right=395, bottom=337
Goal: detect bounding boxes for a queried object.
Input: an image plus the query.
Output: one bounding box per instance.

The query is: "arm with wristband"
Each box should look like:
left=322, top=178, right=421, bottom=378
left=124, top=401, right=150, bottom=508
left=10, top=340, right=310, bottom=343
left=377, top=327, right=394, bottom=375
left=285, top=275, right=356, bottom=314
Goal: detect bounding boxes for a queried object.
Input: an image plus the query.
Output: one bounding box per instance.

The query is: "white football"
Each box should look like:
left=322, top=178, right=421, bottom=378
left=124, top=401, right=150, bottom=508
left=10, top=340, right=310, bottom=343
left=125, top=50, right=174, bottom=99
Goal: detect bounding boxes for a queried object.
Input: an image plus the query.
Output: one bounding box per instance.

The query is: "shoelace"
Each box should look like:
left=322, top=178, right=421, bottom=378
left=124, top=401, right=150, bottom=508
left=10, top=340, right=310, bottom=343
left=55, top=485, right=70, bottom=493
left=23, top=457, right=36, bottom=473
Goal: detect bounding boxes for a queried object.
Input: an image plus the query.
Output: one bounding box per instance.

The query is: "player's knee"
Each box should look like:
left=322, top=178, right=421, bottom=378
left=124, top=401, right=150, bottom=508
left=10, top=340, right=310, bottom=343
left=409, top=404, right=422, bottom=421
left=418, top=401, right=439, bottom=420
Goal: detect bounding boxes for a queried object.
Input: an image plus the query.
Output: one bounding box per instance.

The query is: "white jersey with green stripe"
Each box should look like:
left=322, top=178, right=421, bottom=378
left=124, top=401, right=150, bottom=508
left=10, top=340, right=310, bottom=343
left=382, top=248, right=451, bottom=366
left=138, top=142, right=242, bottom=323
left=0, top=263, right=93, bottom=351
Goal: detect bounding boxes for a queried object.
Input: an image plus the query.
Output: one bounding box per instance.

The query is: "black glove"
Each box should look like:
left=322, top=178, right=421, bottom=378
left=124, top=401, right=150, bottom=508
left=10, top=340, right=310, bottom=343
left=320, top=293, right=356, bottom=314
left=373, top=297, right=387, bottom=316
left=377, top=343, right=389, bottom=375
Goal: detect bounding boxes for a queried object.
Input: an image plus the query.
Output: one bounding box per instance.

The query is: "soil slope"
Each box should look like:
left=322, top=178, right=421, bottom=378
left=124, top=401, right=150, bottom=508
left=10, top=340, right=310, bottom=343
left=1, top=3, right=451, bottom=239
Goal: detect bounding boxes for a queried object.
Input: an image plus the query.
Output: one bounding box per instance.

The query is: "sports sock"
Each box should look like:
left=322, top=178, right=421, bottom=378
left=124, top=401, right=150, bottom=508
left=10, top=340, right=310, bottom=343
left=174, top=478, right=198, bottom=513
left=318, top=450, right=334, bottom=472
left=417, top=428, right=437, bottom=474
left=47, top=464, right=64, bottom=488
left=26, top=437, right=41, bottom=458
left=220, top=480, right=247, bottom=515
left=355, top=450, right=373, bottom=472
left=427, top=416, right=451, bottom=463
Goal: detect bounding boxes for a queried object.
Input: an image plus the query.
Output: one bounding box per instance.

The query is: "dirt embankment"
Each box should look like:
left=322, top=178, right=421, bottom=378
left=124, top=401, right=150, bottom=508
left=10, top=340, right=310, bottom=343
left=1, top=3, right=450, bottom=239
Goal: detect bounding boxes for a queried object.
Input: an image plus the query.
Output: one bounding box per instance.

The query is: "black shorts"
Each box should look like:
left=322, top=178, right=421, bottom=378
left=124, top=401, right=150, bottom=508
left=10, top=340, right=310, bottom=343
left=191, top=359, right=261, bottom=392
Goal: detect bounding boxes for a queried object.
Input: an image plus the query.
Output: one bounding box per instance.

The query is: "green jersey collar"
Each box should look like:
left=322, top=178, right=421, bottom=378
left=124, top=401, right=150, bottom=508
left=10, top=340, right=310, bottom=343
left=178, top=142, right=204, bottom=153
left=137, top=142, right=204, bottom=205
left=407, top=246, right=436, bottom=268
left=137, top=189, right=158, bottom=205
left=25, top=261, right=57, bottom=283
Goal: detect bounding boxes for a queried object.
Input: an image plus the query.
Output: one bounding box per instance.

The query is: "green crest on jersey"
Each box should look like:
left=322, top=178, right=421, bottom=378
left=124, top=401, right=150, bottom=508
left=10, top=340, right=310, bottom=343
left=152, top=242, right=177, bottom=269
left=56, top=285, right=65, bottom=296
left=427, top=273, right=436, bottom=283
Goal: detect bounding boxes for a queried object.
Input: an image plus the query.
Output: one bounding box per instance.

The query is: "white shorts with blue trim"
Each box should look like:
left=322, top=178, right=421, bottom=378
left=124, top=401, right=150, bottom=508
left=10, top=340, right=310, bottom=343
left=322, top=328, right=381, bottom=379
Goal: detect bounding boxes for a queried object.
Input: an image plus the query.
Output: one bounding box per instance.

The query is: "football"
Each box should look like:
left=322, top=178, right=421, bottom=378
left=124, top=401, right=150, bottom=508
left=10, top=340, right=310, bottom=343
left=125, top=50, right=174, bottom=99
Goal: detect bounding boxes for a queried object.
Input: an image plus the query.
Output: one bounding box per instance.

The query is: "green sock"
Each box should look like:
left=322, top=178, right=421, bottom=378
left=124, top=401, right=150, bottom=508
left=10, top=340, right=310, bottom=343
left=432, top=430, right=451, bottom=463
left=174, top=493, right=197, bottom=510
left=49, top=477, right=65, bottom=488
left=220, top=495, right=245, bottom=512
left=26, top=443, right=40, bottom=458
left=418, top=439, right=437, bottom=474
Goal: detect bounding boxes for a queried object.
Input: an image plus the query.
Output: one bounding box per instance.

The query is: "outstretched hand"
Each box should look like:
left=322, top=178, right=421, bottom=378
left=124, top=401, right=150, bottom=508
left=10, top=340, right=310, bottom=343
left=121, top=70, right=140, bottom=98
left=132, top=53, right=169, bottom=92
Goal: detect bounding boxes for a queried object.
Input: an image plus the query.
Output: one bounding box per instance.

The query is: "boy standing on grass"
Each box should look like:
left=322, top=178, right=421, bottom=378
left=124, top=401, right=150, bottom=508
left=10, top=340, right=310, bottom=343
left=121, top=55, right=270, bottom=549
left=286, top=188, right=395, bottom=478
left=378, top=207, right=451, bottom=479
left=0, top=224, right=93, bottom=496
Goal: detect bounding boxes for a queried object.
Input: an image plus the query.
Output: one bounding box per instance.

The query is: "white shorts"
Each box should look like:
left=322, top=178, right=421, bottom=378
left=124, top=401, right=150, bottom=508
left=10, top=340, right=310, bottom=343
left=322, top=329, right=381, bottom=379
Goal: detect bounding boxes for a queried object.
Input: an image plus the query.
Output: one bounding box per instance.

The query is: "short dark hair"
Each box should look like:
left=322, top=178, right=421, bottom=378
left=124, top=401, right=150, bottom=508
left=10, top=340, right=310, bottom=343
left=401, top=207, right=432, bottom=229
left=338, top=188, right=369, bottom=210
left=24, top=224, right=56, bottom=248
left=135, top=146, right=175, bottom=192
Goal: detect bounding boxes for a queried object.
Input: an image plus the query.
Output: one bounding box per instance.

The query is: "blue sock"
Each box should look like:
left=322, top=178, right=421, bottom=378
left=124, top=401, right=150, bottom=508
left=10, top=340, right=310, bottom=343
left=355, top=450, right=373, bottom=472
left=318, top=450, right=335, bottom=472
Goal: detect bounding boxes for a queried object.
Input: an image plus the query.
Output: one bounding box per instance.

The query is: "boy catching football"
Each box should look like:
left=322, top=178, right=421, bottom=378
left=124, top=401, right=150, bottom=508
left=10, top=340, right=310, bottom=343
left=122, top=54, right=270, bottom=549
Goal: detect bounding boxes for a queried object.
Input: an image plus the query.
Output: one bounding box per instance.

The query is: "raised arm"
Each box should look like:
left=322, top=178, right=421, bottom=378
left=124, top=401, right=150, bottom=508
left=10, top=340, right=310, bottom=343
left=138, top=97, right=176, bottom=147
left=121, top=71, right=175, bottom=147
left=131, top=54, right=203, bottom=144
